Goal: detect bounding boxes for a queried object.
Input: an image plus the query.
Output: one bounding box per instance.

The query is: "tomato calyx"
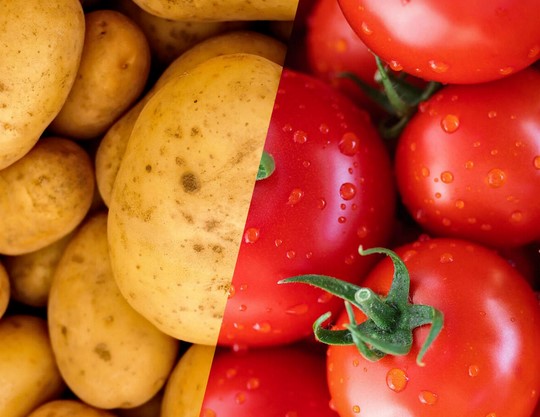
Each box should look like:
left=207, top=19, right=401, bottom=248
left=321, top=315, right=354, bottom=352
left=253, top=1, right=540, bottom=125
left=279, top=246, right=444, bottom=366
left=257, top=150, right=276, bottom=180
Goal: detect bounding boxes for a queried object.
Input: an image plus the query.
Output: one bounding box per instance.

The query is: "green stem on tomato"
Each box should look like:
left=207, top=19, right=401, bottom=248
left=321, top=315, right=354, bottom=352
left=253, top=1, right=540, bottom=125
left=279, top=246, right=444, bottom=366
left=257, top=150, right=275, bottom=180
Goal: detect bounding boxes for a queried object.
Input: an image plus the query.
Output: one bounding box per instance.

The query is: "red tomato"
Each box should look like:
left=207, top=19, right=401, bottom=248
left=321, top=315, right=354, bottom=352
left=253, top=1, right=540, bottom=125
left=218, top=68, right=396, bottom=348
left=325, top=237, right=540, bottom=417
left=395, top=68, right=540, bottom=249
left=200, top=343, right=338, bottom=416
left=337, top=0, right=540, bottom=84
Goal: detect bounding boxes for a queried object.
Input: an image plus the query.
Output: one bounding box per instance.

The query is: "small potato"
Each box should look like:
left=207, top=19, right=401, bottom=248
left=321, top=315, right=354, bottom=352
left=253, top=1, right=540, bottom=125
left=48, top=212, right=179, bottom=409
left=3, top=232, right=74, bottom=307
left=0, top=137, right=94, bottom=255
left=0, top=0, right=85, bottom=169
left=115, top=0, right=249, bottom=65
left=161, top=344, right=216, bottom=417
left=96, top=30, right=286, bottom=207
left=0, top=261, right=9, bottom=318
left=131, top=0, right=298, bottom=21
left=0, top=315, right=65, bottom=417
left=49, top=10, right=151, bottom=140
left=107, top=53, right=283, bottom=344
left=27, top=400, right=118, bottom=417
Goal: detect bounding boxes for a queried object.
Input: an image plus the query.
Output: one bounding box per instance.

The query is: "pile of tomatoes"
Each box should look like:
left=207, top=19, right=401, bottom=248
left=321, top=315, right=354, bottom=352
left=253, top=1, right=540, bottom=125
left=199, top=1, right=540, bottom=416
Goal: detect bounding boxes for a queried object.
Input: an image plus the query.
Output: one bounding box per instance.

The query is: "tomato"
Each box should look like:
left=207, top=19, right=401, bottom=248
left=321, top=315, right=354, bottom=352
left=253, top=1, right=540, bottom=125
left=218, top=68, right=396, bottom=348
left=321, top=238, right=540, bottom=417
left=394, top=68, right=540, bottom=249
left=199, top=343, right=338, bottom=417
left=337, top=0, right=540, bottom=84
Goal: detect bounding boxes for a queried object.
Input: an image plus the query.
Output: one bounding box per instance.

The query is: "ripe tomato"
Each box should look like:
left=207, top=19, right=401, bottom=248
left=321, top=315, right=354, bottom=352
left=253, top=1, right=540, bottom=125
left=199, top=343, right=338, bottom=416
left=395, top=68, right=540, bottom=249
left=325, top=238, right=540, bottom=417
left=338, top=0, right=540, bottom=84
left=218, top=68, right=396, bottom=348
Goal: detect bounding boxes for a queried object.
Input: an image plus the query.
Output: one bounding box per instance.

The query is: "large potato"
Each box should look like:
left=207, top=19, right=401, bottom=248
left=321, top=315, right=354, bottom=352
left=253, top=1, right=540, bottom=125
left=0, top=0, right=85, bottom=169
left=27, top=400, right=118, bottom=417
left=0, top=315, right=65, bottom=417
left=130, top=0, right=298, bottom=21
left=96, top=30, right=287, bottom=207
left=107, top=53, right=282, bottom=344
left=49, top=9, right=151, bottom=140
left=0, top=137, right=94, bottom=255
left=161, top=344, right=215, bottom=417
left=48, top=212, right=179, bottom=409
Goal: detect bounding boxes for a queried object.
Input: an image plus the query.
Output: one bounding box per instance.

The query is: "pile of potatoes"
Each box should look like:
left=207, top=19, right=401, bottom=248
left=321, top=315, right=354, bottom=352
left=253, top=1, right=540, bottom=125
left=0, top=0, right=297, bottom=415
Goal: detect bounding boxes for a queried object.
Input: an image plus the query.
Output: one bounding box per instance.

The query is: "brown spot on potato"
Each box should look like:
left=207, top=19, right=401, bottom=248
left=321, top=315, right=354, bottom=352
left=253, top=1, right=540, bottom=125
left=94, top=343, right=111, bottom=361
left=205, top=219, right=220, bottom=232
left=181, top=172, right=200, bottom=193
left=145, top=164, right=152, bottom=172
left=193, top=244, right=204, bottom=252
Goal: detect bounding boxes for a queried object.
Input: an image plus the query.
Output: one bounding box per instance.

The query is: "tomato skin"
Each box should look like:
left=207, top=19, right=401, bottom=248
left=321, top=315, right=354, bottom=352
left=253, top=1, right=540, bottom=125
left=395, top=68, right=540, bottom=249
left=218, top=69, right=396, bottom=347
left=326, top=237, right=540, bottom=417
left=338, top=0, right=540, bottom=84
left=200, top=343, right=338, bottom=417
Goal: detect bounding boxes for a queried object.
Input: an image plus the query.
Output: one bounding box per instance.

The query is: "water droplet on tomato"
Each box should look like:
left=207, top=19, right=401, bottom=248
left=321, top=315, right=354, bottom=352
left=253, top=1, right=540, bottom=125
left=389, top=60, right=403, bottom=71
left=228, top=284, right=236, bottom=299
left=201, top=408, right=217, bottom=417
left=386, top=368, right=408, bottom=392
left=441, top=171, right=454, bottom=183
left=235, top=392, right=246, bottom=404
left=528, top=45, right=540, bottom=58
left=319, top=123, right=329, bottom=134
left=533, top=155, right=540, bottom=169
left=434, top=192, right=442, bottom=199
left=481, top=224, right=493, bottom=231
left=467, top=217, right=477, bottom=224
left=253, top=322, right=272, bottom=333
left=401, top=250, right=417, bottom=262
left=455, top=200, right=465, bottom=209
left=465, top=160, right=474, bottom=169
left=340, top=203, right=347, bottom=210
left=302, top=160, right=311, bottom=168
left=488, top=110, right=497, bottom=119
left=293, top=130, right=308, bottom=144
left=345, top=253, right=356, bottom=265
left=286, top=303, right=309, bottom=315
left=246, top=377, right=260, bottom=390
left=286, top=250, right=296, bottom=259
left=510, top=211, right=523, bottom=223
left=340, top=183, right=357, bottom=200
left=282, top=123, right=293, bottom=133
left=468, top=364, right=480, bottom=377
left=442, top=218, right=452, bottom=227
left=485, top=413, right=497, bottom=417
left=233, top=322, right=245, bottom=329
left=357, top=226, right=368, bottom=238
left=421, top=166, right=430, bottom=177
left=239, top=305, right=247, bottom=311
left=429, top=60, right=449, bottom=73
left=274, top=239, right=282, bottom=247
left=226, top=368, right=238, bottom=378
left=486, top=168, right=506, bottom=188
left=441, top=114, right=460, bottom=133
left=287, top=188, right=304, bottom=205
left=499, top=66, right=514, bottom=75
left=352, top=405, right=361, bottom=414
left=419, top=390, right=438, bottom=405
left=338, top=132, right=360, bottom=156
left=338, top=216, right=347, bottom=223
left=318, top=292, right=333, bottom=303
left=244, top=227, right=260, bottom=243
left=361, top=21, right=373, bottom=35
left=318, top=198, right=327, bottom=210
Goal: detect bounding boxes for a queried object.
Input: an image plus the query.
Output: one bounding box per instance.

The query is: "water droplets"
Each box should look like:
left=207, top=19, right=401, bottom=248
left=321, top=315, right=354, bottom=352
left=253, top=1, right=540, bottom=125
left=455, top=199, right=465, bottom=209
left=340, top=183, right=357, bottom=200
left=253, top=322, right=272, bottom=333
left=244, top=227, right=260, bottom=244
left=287, top=188, right=304, bottom=205
left=441, top=114, right=460, bottom=133
left=352, top=405, right=361, bottom=414
left=421, top=166, right=430, bottom=178
left=428, top=60, right=449, bottom=73
left=510, top=211, right=523, bottom=223
left=389, top=60, right=403, bottom=71
left=528, top=45, right=540, bottom=59
left=439, top=252, right=454, bottom=263
left=386, top=368, right=409, bottom=392
left=246, top=377, right=260, bottom=390
left=361, top=21, right=373, bottom=35
left=293, top=130, right=308, bottom=144
left=486, top=168, right=506, bottom=188
left=338, top=132, right=360, bottom=156
left=235, top=391, right=247, bottom=404
left=419, top=390, right=438, bottom=405
left=440, top=171, right=454, bottom=184
left=201, top=408, right=217, bottom=417
left=286, top=303, right=309, bottom=315
left=498, top=67, right=514, bottom=75
left=533, top=155, right=540, bottom=169
left=468, top=364, right=480, bottom=377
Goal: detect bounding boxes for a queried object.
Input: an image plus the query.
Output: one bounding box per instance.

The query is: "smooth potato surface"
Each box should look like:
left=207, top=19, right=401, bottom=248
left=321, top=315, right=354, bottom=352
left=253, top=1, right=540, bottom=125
left=107, top=53, right=282, bottom=344
left=0, top=0, right=85, bottom=169
left=27, top=400, right=118, bottom=417
left=48, top=213, right=179, bottom=409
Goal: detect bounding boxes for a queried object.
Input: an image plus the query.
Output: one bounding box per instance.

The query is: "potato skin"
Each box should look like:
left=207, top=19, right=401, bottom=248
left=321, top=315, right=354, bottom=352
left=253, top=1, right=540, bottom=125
left=0, top=0, right=85, bottom=169
left=96, top=30, right=286, bottom=207
left=27, top=400, right=118, bottom=417
left=49, top=10, right=151, bottom=140
left=48, top=212, right=179, bottom=409
left=0, top=137, right=94, bottom=255
left=107, top=53, right=282, bottom=344
left=0, top=261, right=9, bottom=318
left=0, top=315, right=65, bottom=417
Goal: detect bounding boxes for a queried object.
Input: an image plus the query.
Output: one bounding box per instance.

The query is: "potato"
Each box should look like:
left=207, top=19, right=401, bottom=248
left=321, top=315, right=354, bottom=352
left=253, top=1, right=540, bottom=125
left=107, top=53, right=282, bottom=344
left=3, top=232, right=74, bottom=307
left=0, top=137, right=94, bottom=256
left=27, top=400, right=118, bottom=417
left=115, top=0, right=249, bottom=66
left=96, top=30, right=286, bottom=207
left=161, top=344, right=216, bottom=417
left=0, top=0, right=85, bottom=170
left=48, top=212, right=179, bottom=409
left=115, top=391, right=162, bottom=417
left=0, top=261, right=9, bottom=318
left=49, top=9, right=151, bottom=140
left=130, top=0, right=298, bottom=21
left=0, top=315, right=65, bottom=417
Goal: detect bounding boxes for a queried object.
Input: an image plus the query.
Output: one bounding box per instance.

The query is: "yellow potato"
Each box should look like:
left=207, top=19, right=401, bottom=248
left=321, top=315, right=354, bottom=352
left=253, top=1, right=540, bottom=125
left=48, top=212, right=179, bottom=409
left=0, top=0, right=85, bottom=170
left=0, top=315, right=65, bottom=417
left=0, top=261, right=9, bottom=318
left=115, top=0, right=249, bottom=65
left=131, top=0, right=298, bottom=21
left=107, top=53, right=282, bottom=344
left=3, top=232, right=74, bottom=307
left=115, top=391, right=162, bottom=417
left=49, top=9, right=151, bottom=140
left=95, top=30, right=286, bottom=207
left=27, top=400, right=118, bottom=417
left=161, top=344, right=216, bottom=417
left=0, top=137, right=94, bottom=256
